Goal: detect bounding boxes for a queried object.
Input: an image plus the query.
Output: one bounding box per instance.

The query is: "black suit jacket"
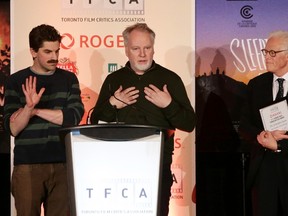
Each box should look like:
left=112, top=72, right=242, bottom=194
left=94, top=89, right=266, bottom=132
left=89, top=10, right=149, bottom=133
left=239, top=71, right=288, bottom=189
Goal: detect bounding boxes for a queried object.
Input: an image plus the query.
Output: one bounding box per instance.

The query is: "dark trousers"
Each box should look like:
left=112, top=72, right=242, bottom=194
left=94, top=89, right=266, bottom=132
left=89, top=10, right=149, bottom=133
left=252, top=152, right=288, bottom=216
left=160, top=168, right=173, bottom=216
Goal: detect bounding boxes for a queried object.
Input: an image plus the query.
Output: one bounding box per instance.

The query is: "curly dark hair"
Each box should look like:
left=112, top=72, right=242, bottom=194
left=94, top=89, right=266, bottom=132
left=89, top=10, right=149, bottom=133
left=29, top=24, right=62, bottom=52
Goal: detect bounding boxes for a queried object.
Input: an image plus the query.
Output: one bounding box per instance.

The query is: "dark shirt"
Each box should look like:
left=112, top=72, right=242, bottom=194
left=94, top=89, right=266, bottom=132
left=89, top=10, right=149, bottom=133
left=4, top=67, right=84, bottom=165
left=91, top=61, right=196, bottom=165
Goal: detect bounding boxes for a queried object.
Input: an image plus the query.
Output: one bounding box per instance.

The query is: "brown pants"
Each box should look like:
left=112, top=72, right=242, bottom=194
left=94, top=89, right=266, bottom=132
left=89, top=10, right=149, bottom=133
left=12, top=163, right=69, bottom=216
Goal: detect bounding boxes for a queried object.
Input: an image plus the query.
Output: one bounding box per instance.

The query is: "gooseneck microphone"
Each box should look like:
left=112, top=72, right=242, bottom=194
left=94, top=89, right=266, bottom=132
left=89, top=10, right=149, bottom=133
left=109, top=84, right=120, bottom=124
left=86, top=107, right=94, bottom=124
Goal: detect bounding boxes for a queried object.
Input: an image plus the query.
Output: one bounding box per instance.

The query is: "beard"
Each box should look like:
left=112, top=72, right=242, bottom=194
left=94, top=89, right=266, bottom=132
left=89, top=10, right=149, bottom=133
left=134, top=60, right=152, bottom=72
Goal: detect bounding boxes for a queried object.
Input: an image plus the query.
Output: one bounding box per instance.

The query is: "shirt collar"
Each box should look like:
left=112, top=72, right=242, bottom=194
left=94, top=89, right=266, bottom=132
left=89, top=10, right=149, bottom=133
left=273, top=72, right=288, bottom=82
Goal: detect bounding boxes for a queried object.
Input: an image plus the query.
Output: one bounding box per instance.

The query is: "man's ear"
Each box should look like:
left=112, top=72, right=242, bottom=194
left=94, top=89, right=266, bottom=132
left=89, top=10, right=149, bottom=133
left=30, top=48, right=37, bottom=59
left=124, top=47, right=128, bottom=57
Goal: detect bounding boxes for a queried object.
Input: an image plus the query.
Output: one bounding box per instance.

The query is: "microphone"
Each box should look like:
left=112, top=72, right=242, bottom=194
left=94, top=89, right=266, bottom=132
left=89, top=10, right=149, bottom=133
left=107, top=83, right=178, bottom=131
left=89, top=84, right=153, bottom=125
left=86, top=107, right=94, bottom=124
left=104, top=83, right=179, bottom=141
left=109, top=84, right=138, bottom=110
left=113, top=104, right=119, bottom=124
left=109, top=84, right=120, bottom=124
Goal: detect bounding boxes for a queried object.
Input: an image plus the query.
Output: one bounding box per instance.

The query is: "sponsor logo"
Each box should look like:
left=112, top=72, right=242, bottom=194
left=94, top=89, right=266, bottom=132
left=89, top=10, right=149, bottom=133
left=108, top=63, right=118, bottom=73
left=237, top=5, right=257, bottom=28
left=171, top=164, right=183, bottom=199
left=240, top=5, right=253, bottom=19
left=61, top=33, right=124, bottom=49
left=57, top=57, right=79, bottom=75
left=61, top=33, right=75, bottom=49
left=61, top=0, right=145, bottom=15
left=78, top=178, right=154, bottom=213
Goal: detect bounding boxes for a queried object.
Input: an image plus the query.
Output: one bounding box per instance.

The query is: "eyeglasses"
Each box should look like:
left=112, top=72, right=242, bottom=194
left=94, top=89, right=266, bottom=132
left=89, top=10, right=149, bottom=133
left=261, top=49, right=288, bottom=57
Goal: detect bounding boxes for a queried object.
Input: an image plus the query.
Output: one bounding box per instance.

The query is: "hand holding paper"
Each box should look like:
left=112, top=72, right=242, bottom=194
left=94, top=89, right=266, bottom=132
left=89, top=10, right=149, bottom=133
left=257, top=131, right=277, bottom=150
left=259, top=100, right=288, bottom=131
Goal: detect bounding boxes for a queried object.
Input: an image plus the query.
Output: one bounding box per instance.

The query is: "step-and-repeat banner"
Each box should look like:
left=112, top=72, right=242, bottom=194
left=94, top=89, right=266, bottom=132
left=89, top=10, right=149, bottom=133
left=196, top=0, right=288, bottom=137
left=8, top=0, right=288, bottom=215
left=10, top=0, right=195, bottom=215
left=196, top=0, right=288, bottom=215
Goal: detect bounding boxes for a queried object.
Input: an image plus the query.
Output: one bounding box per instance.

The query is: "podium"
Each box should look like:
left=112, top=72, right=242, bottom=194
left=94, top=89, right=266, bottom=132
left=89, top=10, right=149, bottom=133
left=61, top=124, right=165, bottom=216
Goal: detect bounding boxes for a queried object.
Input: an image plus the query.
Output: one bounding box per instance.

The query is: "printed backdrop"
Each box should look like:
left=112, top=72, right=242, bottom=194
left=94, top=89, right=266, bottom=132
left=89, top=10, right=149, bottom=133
left=11, top=0, right=195, bottom=215
left=196, top=0, right=288, bottom=155
left=10, top=0, right=288, bottom=215
left=196, top=0, right=288, bottom=215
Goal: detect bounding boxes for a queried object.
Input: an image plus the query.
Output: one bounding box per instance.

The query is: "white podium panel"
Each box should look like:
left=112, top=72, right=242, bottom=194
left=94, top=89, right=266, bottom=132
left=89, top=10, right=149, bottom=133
left=62, top=125, right=164, bottom=216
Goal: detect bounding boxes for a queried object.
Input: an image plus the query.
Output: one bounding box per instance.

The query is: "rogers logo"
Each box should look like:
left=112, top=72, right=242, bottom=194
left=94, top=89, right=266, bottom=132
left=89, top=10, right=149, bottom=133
left=61, top=33, right=75, bottom=49
left=60, top=32, right=124, bottom=49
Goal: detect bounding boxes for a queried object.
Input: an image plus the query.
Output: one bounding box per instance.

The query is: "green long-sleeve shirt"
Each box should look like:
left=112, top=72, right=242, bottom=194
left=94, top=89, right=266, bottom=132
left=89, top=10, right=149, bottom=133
left=4, top=67, right=84, bottom=165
